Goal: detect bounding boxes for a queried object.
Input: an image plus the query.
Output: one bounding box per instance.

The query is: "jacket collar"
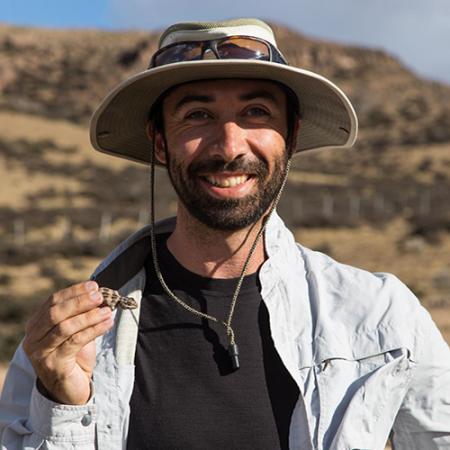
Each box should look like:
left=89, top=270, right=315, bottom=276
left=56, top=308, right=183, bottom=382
left=91, top=212, right=289, bottom=290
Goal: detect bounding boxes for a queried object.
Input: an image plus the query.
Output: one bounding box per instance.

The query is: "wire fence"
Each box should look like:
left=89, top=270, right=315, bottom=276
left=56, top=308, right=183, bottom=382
left=4, top=190, right=446, bottom=247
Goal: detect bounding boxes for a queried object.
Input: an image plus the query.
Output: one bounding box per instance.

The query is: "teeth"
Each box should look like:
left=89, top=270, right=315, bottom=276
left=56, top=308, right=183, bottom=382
left=205, top=175, right=249, bottom=187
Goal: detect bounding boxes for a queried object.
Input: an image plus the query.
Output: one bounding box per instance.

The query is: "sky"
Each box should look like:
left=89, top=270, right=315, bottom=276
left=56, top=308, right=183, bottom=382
left=1, top=0, right=450, bottom=85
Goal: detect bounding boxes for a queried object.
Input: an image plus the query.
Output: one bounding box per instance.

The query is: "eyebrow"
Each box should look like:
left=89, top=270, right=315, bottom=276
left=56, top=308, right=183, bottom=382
left=173, top=89, right=281, bottom=113
left=174, top=94, right=214, bottom=112
left=238, top=90, right=279, bottom=104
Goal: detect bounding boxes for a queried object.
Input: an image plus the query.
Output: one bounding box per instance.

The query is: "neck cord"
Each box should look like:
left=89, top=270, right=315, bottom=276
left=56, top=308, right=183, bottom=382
left=148, top=139, right=292, bottom=370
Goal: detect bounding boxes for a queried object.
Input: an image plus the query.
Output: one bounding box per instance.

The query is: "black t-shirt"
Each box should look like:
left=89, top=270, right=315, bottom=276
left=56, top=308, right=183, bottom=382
left=127, top=235, right=299, bottom=449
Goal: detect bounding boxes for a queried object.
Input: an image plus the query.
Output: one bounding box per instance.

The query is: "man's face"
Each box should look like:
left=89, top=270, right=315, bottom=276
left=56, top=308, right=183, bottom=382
left=154, top=79, right=290, bottom=231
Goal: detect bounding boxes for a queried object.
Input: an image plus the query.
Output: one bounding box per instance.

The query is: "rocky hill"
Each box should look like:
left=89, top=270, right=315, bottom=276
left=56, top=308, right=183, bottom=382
left=2, top=22, right=450, bottom=146
left=0, top=22, right=449, bottom=360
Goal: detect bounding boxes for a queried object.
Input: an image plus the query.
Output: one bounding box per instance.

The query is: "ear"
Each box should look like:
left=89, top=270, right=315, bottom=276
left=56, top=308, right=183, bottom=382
left=145, top=121, right=167, bottom=165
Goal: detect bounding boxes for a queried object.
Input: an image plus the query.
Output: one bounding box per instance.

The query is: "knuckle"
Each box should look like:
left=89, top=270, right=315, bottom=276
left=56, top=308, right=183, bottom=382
left=48, top=293, right=59, bottom=306
left=67, top=332, right=84, bottom=347
left=39, top=356, right=56, bottom=373
left=70, top=288, right=92, bottom=310
left=47, top=305, right=61, bottom=325
left=88, top=307, right=103, bottom=321
left=76, top=292, right=90, bottom=307
left=66, top=284, right=79, bottom=299
left=71, top=281, right=90, bottom=298
left=53, top=321, right=72, bottom=338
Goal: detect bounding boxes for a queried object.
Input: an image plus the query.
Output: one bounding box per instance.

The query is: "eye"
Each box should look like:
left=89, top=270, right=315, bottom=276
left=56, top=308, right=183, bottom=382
left=245, top=106, right=270, bottom=117
left=185, top=110, right=212, bottom=121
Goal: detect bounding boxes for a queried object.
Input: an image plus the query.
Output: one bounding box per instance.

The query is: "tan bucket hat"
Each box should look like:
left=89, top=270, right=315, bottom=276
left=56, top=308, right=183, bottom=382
left=90, top=18, right=358, bottom=165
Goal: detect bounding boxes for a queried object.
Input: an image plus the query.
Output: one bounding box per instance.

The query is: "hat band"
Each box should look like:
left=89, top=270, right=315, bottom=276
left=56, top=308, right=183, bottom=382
left=149, top=36, right=288, bottom=68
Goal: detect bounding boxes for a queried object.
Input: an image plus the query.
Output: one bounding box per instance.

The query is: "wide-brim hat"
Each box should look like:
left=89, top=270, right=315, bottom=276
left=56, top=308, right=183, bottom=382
left=90, top=18, right=358, bottom=165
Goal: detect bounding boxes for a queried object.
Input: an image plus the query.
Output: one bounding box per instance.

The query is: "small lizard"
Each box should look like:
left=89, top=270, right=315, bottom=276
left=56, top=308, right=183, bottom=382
left=99, top=287, right=138, bottom=311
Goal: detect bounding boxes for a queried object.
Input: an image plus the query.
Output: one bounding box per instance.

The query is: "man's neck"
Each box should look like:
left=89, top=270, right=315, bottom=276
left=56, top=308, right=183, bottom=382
left=166, top=206, right=266, bottom=279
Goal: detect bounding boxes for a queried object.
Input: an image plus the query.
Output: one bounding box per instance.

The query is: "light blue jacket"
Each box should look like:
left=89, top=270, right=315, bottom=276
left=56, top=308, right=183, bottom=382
left=1, top=213, right=450, bottom=450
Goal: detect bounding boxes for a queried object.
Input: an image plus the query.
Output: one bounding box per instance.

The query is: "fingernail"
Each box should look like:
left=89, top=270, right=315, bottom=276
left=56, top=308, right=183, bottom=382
left=90, top=290, right=101, bottom=301
left=99, top=306, right=112, bottom=315
left=86, top=281, right=97, bottom=292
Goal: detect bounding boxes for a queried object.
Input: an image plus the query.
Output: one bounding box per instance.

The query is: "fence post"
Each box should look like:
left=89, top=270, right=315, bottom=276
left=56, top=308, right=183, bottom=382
left=13, top=218, right=25, bottom=246
left=349, top=194, right=360, bottom=220
left=322, top=194, right=334, bottom=218
left=61, top=216, right=73, bottom=240
left=99, top=212, right=112, bottom=242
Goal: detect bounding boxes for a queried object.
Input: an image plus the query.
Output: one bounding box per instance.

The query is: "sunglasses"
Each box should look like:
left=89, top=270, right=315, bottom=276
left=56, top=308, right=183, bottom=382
left=149, top=35, right=288, bottom=68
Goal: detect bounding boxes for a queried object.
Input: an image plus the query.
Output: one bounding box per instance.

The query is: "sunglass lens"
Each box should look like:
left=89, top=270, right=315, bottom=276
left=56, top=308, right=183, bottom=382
left=154, top=42, right=203, bottom=66
left=217, top=38, right=270, bottom=60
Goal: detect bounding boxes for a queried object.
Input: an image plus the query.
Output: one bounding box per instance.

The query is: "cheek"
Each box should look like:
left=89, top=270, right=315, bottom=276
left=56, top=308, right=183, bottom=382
left=166, top=138, right=222, bottom=181
left=248, top=130, right=286, bottom=160
left=165, top=134, right=203, bottom=165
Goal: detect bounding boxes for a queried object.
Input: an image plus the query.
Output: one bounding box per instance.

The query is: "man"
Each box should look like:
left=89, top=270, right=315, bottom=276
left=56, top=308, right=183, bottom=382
left=1, top=18, right=449, bottom=450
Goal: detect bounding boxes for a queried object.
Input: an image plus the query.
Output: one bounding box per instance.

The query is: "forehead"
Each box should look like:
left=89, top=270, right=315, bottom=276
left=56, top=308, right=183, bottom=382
left=163, top=79, right=287, bottom=106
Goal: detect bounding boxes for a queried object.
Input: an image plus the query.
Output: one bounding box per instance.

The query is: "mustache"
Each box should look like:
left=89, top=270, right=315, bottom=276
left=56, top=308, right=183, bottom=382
left=188, top=157, right=269, bottom=178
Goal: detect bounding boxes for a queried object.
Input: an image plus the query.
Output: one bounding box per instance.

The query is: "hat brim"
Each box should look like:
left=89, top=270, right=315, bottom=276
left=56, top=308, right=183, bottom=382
left=90, top=59, right=358, bottom=165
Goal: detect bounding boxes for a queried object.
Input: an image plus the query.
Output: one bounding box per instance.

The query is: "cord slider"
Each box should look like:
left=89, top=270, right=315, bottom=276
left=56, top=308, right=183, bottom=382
left=228, top=343, right=240, bottom=370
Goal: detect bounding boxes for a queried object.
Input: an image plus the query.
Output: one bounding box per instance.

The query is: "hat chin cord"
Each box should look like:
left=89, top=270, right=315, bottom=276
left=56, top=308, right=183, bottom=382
left=148, top=133, right=292, bottom=370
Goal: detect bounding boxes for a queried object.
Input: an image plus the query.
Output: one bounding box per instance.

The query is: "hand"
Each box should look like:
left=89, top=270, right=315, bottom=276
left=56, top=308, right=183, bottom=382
left=23, top=281, right=114, bottom=405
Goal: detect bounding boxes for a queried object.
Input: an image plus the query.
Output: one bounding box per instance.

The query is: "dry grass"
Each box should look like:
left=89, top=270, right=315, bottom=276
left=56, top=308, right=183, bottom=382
left=296, top=219, right=449, bottom=297
left=296, top=219, right=450, bottom=344
left=0, top=157, right=82, bottom=208
left=0, top=111, right=130, bottom=170
left=0, top=111, right=132, bottom=209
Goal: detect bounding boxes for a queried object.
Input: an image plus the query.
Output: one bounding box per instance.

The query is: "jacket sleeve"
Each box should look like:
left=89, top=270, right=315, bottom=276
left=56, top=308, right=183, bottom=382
left=391, top=301, right=450, bottom=449
left=0, top=343, right=97, bottom=450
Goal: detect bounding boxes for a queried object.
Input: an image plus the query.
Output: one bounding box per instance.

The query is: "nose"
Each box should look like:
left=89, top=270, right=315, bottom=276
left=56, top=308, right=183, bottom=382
left=209, top=120, right=248, bottom=162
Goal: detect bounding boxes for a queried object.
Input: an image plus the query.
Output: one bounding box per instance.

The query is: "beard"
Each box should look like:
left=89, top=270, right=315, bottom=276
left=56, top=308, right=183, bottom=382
left=164, top=149, right=288, bottom=231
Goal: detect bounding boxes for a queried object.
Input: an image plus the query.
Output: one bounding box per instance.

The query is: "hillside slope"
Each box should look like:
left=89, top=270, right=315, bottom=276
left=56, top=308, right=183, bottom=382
left=0, top=23, right=449, bottom=360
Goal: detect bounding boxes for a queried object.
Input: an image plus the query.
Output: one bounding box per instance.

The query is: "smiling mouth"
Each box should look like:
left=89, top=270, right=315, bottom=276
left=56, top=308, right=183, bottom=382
left=202, top=174, right=252, bottom=188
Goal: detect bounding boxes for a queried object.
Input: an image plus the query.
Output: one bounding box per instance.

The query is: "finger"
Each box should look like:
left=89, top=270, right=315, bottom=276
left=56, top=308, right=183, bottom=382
left=52, top=281, right=99, bottom=305
left=55, top=315, right=114, bottom=361
left=26, top=281, right=99, bottom=336
left=27, top=289, right=104, bottom=342
left=26, top=306, right=113, bottom=358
